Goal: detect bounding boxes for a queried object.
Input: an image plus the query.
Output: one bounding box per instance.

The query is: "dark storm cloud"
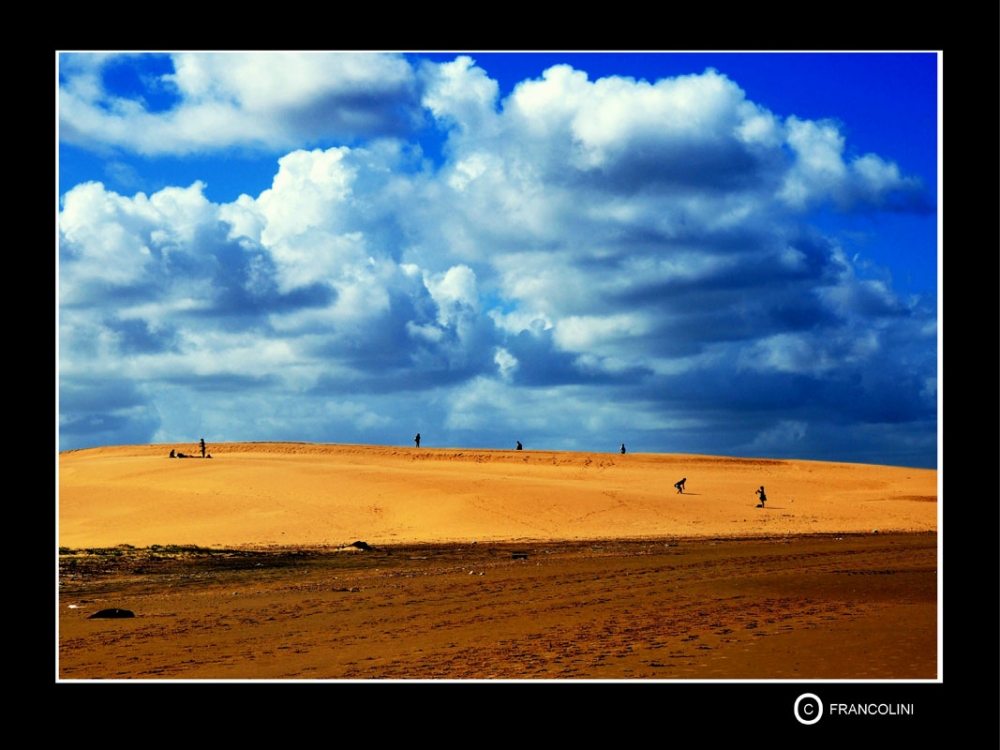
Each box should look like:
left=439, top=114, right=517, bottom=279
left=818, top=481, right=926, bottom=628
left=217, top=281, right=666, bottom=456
left=61, top=379, right=148, bottom=412
left=502, top=327, right=652, bottom=387
left=200, top=228, right=337, bottom=321
left=59, top=379, right=161, bottom=446
left=60, top=413, right=134, bottom=436
left=308, top=290, right=503, bottom=395
left=572, top=136, right=783, bottom=196
left=619, top=334, right=935, bottom=429
left=277, top=86, right=425, bottom=142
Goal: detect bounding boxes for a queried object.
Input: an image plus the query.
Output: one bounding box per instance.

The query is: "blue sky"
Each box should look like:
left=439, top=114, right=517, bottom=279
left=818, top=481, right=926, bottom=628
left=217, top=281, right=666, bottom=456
left=57, top=52, right=939, bottom=467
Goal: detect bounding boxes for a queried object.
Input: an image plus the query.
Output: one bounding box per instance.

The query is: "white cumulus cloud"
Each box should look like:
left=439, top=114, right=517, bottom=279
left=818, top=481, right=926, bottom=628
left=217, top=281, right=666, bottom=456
left=60, top=52, right=421, bottom=155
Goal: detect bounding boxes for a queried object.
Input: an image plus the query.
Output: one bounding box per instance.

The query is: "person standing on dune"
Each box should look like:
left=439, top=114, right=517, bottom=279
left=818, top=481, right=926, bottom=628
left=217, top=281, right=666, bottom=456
left=756, top=485, right=767, bottom=508
left=200, top=438, right=206, bottom=458
left=620, top=443, right=626, bottom=454
left=415, top=433, right=421, bottom=448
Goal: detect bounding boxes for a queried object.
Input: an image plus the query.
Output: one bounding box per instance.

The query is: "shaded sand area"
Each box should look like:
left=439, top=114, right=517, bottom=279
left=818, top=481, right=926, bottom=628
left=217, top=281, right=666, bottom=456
left=58, top=443, right=938, bottom=680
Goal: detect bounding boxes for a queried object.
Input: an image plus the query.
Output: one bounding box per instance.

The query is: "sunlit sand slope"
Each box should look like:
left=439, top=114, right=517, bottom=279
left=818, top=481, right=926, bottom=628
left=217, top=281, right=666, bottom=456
left=58, top=443, right=937, bottom=548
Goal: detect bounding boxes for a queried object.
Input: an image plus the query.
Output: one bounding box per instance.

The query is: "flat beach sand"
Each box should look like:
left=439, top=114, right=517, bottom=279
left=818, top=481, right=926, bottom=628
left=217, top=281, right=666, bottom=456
left=58, top=443, right=938, bottom=680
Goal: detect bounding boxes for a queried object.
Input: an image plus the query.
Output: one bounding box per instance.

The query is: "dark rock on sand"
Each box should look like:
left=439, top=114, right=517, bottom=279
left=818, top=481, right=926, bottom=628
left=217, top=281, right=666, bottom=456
left=89, top=608, right=135, bottom=619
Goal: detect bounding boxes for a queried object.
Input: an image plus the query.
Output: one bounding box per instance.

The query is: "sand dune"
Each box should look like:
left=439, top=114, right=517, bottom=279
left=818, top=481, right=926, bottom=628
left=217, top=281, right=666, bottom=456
left=58, top=442, right=939, bottom=680
left=59, top=442, right=937, bottom=549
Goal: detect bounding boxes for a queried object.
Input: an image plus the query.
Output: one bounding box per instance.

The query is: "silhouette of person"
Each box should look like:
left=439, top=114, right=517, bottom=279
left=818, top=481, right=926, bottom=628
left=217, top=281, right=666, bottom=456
left=415, top=433, right=421, bottom=448
left=674, top=478, right=686, bottom=493
left=620, top=443, right=626, bottom=454
left=516, top=441, right=522, bottom=450
left=756, top=485, right=767, bottom=507
left=169, top=449, right=176, bottom=458
left=199, top=438, right=206, bottom=458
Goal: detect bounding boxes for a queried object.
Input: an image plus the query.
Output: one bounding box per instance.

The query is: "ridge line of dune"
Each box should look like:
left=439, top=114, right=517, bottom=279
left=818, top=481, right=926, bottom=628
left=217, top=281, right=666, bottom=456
left=58, top=441, right=926, bottom=471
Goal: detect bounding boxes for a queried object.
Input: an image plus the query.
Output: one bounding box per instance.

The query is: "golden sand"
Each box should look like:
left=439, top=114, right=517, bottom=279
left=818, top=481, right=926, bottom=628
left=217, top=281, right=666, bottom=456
left=59, top=442, right=937, bottom=549
left=58, top=443, right=938, bottom=680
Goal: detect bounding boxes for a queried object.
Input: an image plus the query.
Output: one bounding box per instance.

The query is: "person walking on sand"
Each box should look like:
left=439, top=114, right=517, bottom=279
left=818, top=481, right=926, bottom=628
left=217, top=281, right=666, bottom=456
left=756, top=485, right=767, bottom=508
left=199, top=438, right=206, bottom=458
left=620, top=443, right=626, bottom=455
left=674, top=478, right=686, bottom=494
left=414, top=433, right=421, bottom=448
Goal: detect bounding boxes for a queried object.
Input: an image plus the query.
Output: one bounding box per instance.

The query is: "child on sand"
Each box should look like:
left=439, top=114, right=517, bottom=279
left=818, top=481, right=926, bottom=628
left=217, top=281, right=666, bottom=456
left=756, top=485, right=767, bottom=507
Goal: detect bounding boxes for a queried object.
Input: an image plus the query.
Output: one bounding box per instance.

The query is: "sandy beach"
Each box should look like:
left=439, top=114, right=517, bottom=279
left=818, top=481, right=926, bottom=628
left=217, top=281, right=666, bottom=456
left=58, top=443, right=938, bottom=680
